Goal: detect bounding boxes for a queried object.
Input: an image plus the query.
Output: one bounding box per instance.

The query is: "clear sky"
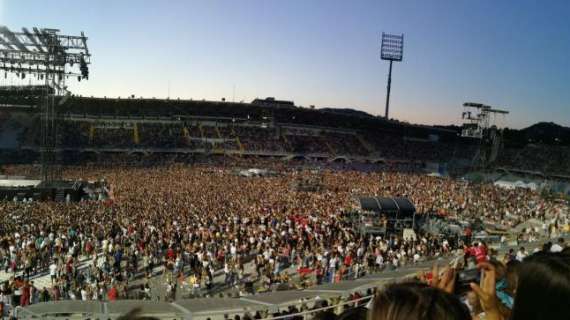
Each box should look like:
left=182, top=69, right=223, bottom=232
left=1, top=0, right=569, bottom=128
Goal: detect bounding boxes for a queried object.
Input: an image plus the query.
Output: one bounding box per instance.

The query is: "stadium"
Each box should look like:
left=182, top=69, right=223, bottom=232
left=1, top=2, right=570, bottom=320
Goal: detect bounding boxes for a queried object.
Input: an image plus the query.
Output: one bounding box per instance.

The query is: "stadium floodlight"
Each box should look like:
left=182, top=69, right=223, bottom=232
left=380, top=32, right=404, bottom=119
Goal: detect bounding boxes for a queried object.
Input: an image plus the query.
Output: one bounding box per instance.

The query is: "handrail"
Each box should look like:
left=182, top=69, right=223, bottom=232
left=263, top=294, right=373, bottom=320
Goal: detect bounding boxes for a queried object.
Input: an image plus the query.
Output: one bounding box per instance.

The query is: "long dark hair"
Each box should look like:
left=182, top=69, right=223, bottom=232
left=511, top=249, right=570, bottom=320
left=370, top=282, right=470, bottom=320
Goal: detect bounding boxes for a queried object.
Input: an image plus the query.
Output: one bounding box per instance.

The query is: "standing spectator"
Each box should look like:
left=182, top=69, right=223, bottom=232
left=516, top=247, right=527, bottom=262
left=49, top=260, right=58, bottom=285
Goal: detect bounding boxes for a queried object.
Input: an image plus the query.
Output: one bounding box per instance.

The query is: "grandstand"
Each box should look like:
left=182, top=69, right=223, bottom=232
left=0, top=96, right=480, bottom=170
left=3, top=95, right=569, bottom=178
left=0, top=85, right=53, bottom=108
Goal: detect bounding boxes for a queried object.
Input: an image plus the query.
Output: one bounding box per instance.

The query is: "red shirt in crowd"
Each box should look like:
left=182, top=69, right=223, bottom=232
left=468, top=245, right=488, bottom=263
left=107, top=287, right=118, bottom=301
left=344, top=255, right=353, bottom=266
left=20, top=285, right=30, bottom=307
left=166, top=248, right=175, bottom=261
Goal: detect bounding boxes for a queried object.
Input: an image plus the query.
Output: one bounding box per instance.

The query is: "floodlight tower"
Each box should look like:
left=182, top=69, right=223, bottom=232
left=0, top=26, right=90, bottom=182
left=380, top=33, right=404, bottom=119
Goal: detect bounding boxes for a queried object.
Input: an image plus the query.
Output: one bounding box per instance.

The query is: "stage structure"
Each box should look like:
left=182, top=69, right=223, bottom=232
left=0, top=26, right=90, bottom=182
left=461, top=102, right=509, bottom=166
left=380, top=32, right=404, bottom=119
left=354, top=196, right=416, bottom=236
left=292, top=167, right=324, bottom=192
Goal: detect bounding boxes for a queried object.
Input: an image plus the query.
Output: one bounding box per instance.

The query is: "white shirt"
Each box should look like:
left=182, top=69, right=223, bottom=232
left=329, top=257, right=337, bottom=269
left=413, top=253, right=421, bottom=263
left=49, top=263, right=58, bottom=276
left=81, top=289, right=89, bottom=301
left=516, top=251, right=527, bottom=261
left=550, top=244, right=563, bottom=253
left=97, top=256, right=106, bottom=268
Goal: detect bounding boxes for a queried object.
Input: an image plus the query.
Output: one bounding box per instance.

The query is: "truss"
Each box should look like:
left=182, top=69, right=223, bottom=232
left=0, top=26, right=91, bottom=183
left=0, top=26, right=90, bottom=78
left=461, top=102, right=508, bottom=139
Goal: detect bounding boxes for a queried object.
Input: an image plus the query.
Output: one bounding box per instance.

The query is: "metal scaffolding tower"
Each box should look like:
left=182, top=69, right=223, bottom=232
left=0, top=26, right=90, bottom=182
left=461, top=102, right=509, bottom=167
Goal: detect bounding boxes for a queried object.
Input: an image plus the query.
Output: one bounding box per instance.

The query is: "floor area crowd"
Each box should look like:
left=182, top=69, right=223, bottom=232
left=0, top=162, right=568, bottom=319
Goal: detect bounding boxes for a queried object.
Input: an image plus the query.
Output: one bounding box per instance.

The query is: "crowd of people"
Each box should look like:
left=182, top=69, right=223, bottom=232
left=0, top=161, right=566, bottom=317
left=365, top=245, right=570, bottom=320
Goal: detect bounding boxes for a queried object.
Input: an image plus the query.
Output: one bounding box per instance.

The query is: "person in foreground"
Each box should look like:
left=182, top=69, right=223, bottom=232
left=471, top=250, right=570, bottom=320
left=370, top=249, right=570, bottom=320
left=370, top=282, right=471, bottom=320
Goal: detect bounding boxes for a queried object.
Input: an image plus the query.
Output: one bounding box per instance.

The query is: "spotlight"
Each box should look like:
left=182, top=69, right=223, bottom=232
left=80, top=55, right=89, bottom=80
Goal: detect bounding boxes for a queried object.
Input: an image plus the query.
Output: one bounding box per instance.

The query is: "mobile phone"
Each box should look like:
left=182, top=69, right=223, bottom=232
left=456, top=268, right=479, bottom=295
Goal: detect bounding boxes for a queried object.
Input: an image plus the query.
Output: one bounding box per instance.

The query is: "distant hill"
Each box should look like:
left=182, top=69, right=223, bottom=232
left=504, top=122, right=570, bottom=146
left=522, top=122, right=570, bottom=144
left=430, top=122, right=570, bottom=147
left=522, top=122, right=570, bottom=136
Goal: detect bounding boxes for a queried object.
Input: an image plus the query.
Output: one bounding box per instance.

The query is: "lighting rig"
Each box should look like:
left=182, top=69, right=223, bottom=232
left=461, top=102, right=509, bottom=167
left=0, top=26, right=90, bottom=182
left=461, top=102, right=509, bottom=139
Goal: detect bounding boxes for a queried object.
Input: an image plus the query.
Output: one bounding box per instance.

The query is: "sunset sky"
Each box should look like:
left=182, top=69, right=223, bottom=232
left=1, top=0, right=569, bottom=128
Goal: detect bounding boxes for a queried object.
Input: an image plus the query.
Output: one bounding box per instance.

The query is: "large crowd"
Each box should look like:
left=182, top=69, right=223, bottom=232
left=0, top=162, right=567, bottom=315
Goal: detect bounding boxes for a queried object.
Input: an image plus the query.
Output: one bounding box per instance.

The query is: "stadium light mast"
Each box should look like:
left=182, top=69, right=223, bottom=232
left=380, top=32, right=404, bottom=119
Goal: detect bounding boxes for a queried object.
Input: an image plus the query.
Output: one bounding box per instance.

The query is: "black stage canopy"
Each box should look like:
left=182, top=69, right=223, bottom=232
left=358, top=197, right=416, bottom=218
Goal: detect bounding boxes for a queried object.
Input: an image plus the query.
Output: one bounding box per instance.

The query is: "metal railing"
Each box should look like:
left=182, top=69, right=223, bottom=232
left=263, top=295, right=373, bottom=320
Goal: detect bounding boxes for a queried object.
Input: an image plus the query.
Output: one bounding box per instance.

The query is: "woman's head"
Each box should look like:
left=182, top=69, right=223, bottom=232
left=370, top=282, right=470, bottom=320
left=511, top=251, right=570, bottom=320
